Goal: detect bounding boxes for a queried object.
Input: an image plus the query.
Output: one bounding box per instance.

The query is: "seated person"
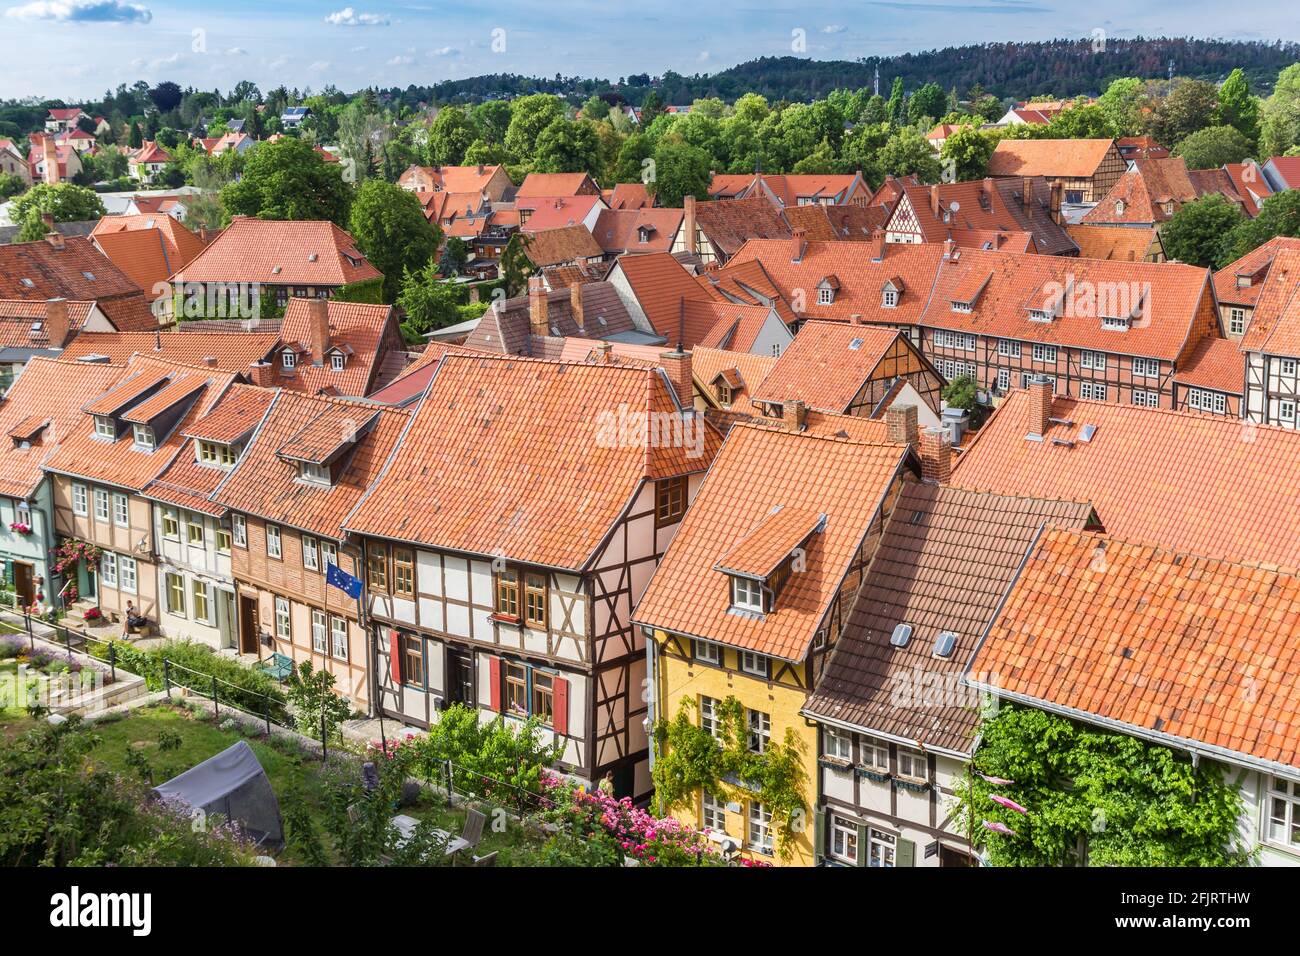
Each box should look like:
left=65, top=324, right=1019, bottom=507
left=122, top=600, right=148, bottom=635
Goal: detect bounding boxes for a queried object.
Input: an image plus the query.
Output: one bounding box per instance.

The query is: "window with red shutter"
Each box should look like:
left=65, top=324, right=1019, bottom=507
left=552, top=676, right=569, bottom=736
left=388, top=630, right=401, bottom=685
left=488, top=656, right=503, bottom=712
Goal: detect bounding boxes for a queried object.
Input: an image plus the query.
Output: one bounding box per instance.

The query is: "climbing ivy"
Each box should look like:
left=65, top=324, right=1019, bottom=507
left=652, top=696, right=807, bottom=860
left=954, top=705, right=1252, bottom=867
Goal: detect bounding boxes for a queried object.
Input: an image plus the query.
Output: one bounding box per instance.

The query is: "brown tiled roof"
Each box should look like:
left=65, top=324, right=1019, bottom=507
left=715, top=505, right=826, bottom=578
left=274, top=298, right=401, bottom=397
left=988, top=139, right=1118, bottom=179
left=211, top=392, right=409, bottom=539
left=698, top=258, right=799, bottom=326
left=0, top=357, right=127, bottom=498
left=605, top=183, right=651, bottom=210
left=521, top=225, right=604, bottom=268
left=465, top=282, right=638, bottom=356
left=969, top=528, right=1300, bottom=773
left=633, top=422, right=907, bottom=661
left=1174, top=336, right=1243, bottom=394
left=1237, top=248, right=1300, bottom=355
left=1066, top=224, right=1161, bottom=262
left=171, top=217, right=381, bottom=286
left=950, top=388, right=1300, bottom=567
left=1082, top=158, right=1245, bottom=226
left=693, top=301, right=778, bottom=352
left=61, top=329, right=279, bottom=370
left=1213, top=236, right=1300, bottom=308
left=592, top=208, right=683, bottom=255
left=91, top=213, right=207, bottom=294
left=803, top=485, right=1094, bottom=752
left=893, top=178, right=1077, bottom=256
left=751, top=321, right=903, bottom=413
left=0, top=235, right=145, bottom=304
left=0, top=299, right=96, bottom=348
left=692, top=196, right=791, bottom=256
left=690, top=347, right=776, bottom=407
left=119, top=375, right=208, bottom=424
left=180, top=383, right=275, bottom=443
left=343, top=354, right=720, bottom=570
left=1223, top=162, right=1272, bottom=217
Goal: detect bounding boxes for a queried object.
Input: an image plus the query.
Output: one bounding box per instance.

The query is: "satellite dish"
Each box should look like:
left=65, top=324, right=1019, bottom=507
left=949, top=200, right=960, bottom=212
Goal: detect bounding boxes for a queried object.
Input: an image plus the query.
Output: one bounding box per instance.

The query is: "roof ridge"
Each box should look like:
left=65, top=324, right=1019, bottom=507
left=1041, top=525, right=1300, bottom=578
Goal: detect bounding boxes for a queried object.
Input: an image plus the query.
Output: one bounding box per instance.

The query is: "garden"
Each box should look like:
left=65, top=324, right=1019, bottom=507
left=0, top=633, right=117, bottom=719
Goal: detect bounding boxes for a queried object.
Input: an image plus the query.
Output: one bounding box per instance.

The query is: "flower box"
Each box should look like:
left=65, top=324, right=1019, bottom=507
left=893, top=776, right=931, bottom=794
left=8, top=522, right=31, bottom=536
left=855, top=766, right=891, bottom=783
left=818, top=756, right=853, bottom=772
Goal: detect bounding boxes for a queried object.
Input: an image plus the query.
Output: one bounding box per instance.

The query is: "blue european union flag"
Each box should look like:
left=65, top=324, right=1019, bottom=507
left=326, top=561, right=363, bottom=599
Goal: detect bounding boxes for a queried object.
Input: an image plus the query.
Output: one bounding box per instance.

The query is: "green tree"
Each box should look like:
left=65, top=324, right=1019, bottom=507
left=940, top=125, right=997, bottom=181
left=221, top=136, right=353, bottom=225
left=650, top=140, right=711, bottom=207
left=639, top=90, right=665, bottom=129
left=878, top=125, right=941, bottom=182
left=348, top=178, right=439, bottom=302
left=613, top=133, right=654, bottom=184
left=286, top=660, right=354, bottom=743
left=792, top=138, right=846, bottom=175
left=1217, top=68, right=1260, bottom=148
left=13, top=184, right=106, bottom=242
left=1160, top=193, right=1248, bottom=268
left=438, top=236, right=469, bottom=276
left=1147, top=78, right=1220, bottom=148
left=581, top=95, right=611, bottom=122
left=1219, top=189, right=1300, bottom=267
left=471, top=99, right=512, bottom=145
left=426, top=106, right=478, bottom=166
left=1173, top=125, right=1253, bottom=170
left=941, top=374, right=989, bottom=427
left=396, top=259, right=467, bottom=339
left=1097, top=77, right=1148, bottom=137
left=499, top=232, right=533, bottom=297
left=533, top=117, right=600, bottom=176
left=907, top=82, right=946, bottom=127
left=0, top=173, right=26, bottom=201
left=1044, top=104, right=1118, bottom=139
left=885, top=76, right=904, bottom=125
left=504, top=93, right=566, bottom=164
left=1261, top=63, right=1300, bottom=158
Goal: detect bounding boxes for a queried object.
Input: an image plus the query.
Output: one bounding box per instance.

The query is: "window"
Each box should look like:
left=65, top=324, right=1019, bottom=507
left=830, top=815, right=859, bottom=864
left=1228, top=308, right=1246, bottom=335
left=1282, top=359, right=1298, bottom=378
left=281, top=349, right=297, bottom=369
left=165, top=572, right=185, bottom=615
left=740, top=651, right=768, bottom=678
left=119, top=556, right=137, bottom=594
left=132, top=423, right=155, bottom=450
left=702, top=793, right=726, bottom=831
left=299, top=461, right=331, bottom=485
left=72, top=483, right=88, bottom=516
left=1101, top=316, right=1129, bottom=331
left=302, top=535, right=319, bottom=571
left=882, top=289, right=898, bottom=308
left=656, top=477, right=686, bottom=526
left=101, top=552, right=117, bottom=587
left=192, top=580, right=210, bottom=624
left=495, top=569, right=519, bottom=618
left=162, top=508, right=179, bottom=539
left=1283, top=400, right=1297, bottom=423
left=748, top=802, right=774, bottom=854
left=1132, top=357, right=1160, bottom=378
left=330, top=353, right=345, bottom=371
left=523, top=572, right=546, bottom=628
left=693, top=639, right=721, bottom=666
left=94, top=416, right=115, bottom=440
left=322, top=541, right=337, bottom=568
left=934, top=330, right=975, bottom=351
left=1031, top=343, right=1057, bottom=364
left=388, top=548, right=413, bottom=599
left=950, top=300, right=972, bottom=314
left=274, top=596, right=290, bottom=640
left=1268, top=778, right=1300, bottom=847
left=731, top=576, right=763, bottom=613
left=232, top=514, right=247, bottom=547
left=997, top=339, right=1021, bottom=358
left=403, top=635, right=423, bottom=685
left=1132, top=390, right=1160, bottom=408
left=716, top=383, right=733, bottom=407
left=868, top=828, right=897, bottom=867
left=817, top=287, right=834, bottom=305
left=532, top=671, right=554, bottom=725
left=824, top=727, right=852, bottom=761
left=216, top=526, right=232, bottom=554
left=266, top=524, right=282, bottom=559
left=1079, top=382, right=1107, bottom=401
left=996, top=368, right=1010, bottom=391
left=504, top=662, right=528, bottom=715
left=1188, top=388, right=1227, bottom=415
left=198, top=441, right=236, bottom=467
left=187, top=518, right=204, bottom=546
left=897, top=747, right=928, bottom=781
left=700, top=696, right=722, bottom=739
left=747, top=709, right=770, bottom=754
left=311, top=610, right=327, bottom=653
left=859, top=735, right=890, bottom=773
left=1080, top=350, right=1106, bottom=371
left=111, top=493, right=129, bottom=528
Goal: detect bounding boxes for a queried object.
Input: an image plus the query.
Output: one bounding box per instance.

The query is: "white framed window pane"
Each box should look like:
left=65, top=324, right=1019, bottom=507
left=101, top=552, right=117, bottom=586
left=192, top=580, right=210, bottom=623
left=303, top=536, right=319, bottom=570
left=120, top=556, right=137, bottom=593
left=748, top=709, right=770, bottom=754
left=112, top=493, right=129, bottom=527
left=331, top=616, right=348, bottom=660
left=700, top=696, right=721, bottom=739
left=266, top=524, right=282, bottom=558
left=72, top=483, right=87, bottom=516
left=831, top=816, right=859, bottom=863
left=701, top=792, right=726, bottom=831
left=322, top=541, right=338, bottom=567
left=94, top=489, right=109, bottom=521
left=311, top=610, right=327, bottom=652
left=275, top=597, right=291, bottom=640
left=748, top=802, right=773, bottom=853
left=233, top=514, right=247, bottom=547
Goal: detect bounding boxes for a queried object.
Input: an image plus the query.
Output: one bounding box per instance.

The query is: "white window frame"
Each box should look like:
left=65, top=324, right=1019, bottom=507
left=93, top=488, right=110, bottom=522
left=740, top=651, right=768, bottom=678
left=232, top=513, right=247, bottom=548
left=1080, top=382, right=1107, bottom=402
left=824, top=727, right=852, bottom=761
left=165, top=572, right=185, bottom=615
left=882, top=289, right=898, bottom=308
left=112, top=493, right=129, bottom=528
left=281, top=349, right=297, bottom=369
left=1132, top=390, right=1160, bottom=408
left=275, top=596, right=291, bottom=640
left=1080, top=350, right=1106, bottom=371
left=300, top=461, right=331, bottom=485
left=730, top=575, right=763, bottom=613
left=860, top=735, right=890, bottom=773
left=1228, top=308, right=1246, bottom=335
left=101, top=551, right=117, bottom=587
left=266, top=523, right=282, bottom=559
left=311, top=609, right=327, bottom=653
left=1132, top=357, right=1160, bottom=378
left=817, top=287, right=834, bottom=305
left=1283, top=400, right=1297, bottom=423
left=830, top=815, right=860, bottom=864
left=119, top=555, right=137, bottom=594
left=331, top=615, right=348, bottom=660
left=93, top=416, right=115, bottom=440
left=1031, top=343, right=1057, bottom=364
left=72, top=482, right=87, bottom=516
left=322, top=540, right=338, bottom=568
left=693, top=639, right=721, bottom=665
left=897, top=747, right=929, bottom=781
left=868, top=828, right=897, bottom=867
left=1188, top=388, right=1227, bottom=415
left=132, top=423, right=155, bottom=450
left=997, top=339, right=1021, bottom=358
left=1267, top=777, right=1300, bottom=849
left=747, top=708, right=771, bottom=754
left=303, top=535, right=319, bottom=571
left=330, top=353, right=345, bottom=371
left=1281, top=359, right=1298, bottom=378
left=748, top=801, right=774, bottom=854
left=700, top=696, right=722, bottom=740
left=702, top=792, right=726, bottom=831
left=996, top=367, right=1010, bottom=391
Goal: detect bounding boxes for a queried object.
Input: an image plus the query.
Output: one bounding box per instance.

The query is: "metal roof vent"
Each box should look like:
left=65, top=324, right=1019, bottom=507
left=934, top=631, right=957, bottom=658
left=889, top=623, right=912, bottom=648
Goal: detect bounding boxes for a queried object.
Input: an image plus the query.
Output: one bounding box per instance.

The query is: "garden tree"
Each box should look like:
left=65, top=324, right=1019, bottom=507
left=733, top=91, right=770, bottom=125
left=650, top=140, right=711, bottom=207
left=581, top=94, right=611, bottom=121
left=590, top=121, right=625, bottom=185
left=1148, top=78, right=1220, bottom=148
left=1173, top=125, right=1253, bottom=171
left=348, top=178, right=439, bottom=302
left=13, top=184, right=106, bottom=242
left=533, top=116, right=601, bottom=176
left=956, top=706, right=1248, bottom=867
left=463, top=138, right=508, bottom=167
left=792, top=138, right=846, bottom=175
left=438, top=236, right=469, bottom=276
left=674, top=111, right=726, bottom=165
left=286, top=661, right=354, bottom=743
left=504, top=93, right=566, bottom=164
left=148, top=80, right=183, bottom=114
left=940, top=124, right=997, bottom=181
left=1160, top=194, right=1247, bottom=267
left=221, top=136, right=353, bottom=225
left=690, top=96, right=729, bottom=120
left=425, top=105, right=478, bottom=166
left=719, top=116, right=763, bottom=174
left=941, top=374, right=989, bottom=428
left=1096, top=76, right=1148, bottom=137
left=0, top=173, right=26, bottom=201
left=471, top=99, right=512, bottom=144
left=1217, top=68, right=1260, bottom=148
left=336, top=100, right=388, bottom=183
left=826, top=87, right=868, bottom=126
left=840, top=122, right=889, bottom=186
left=499, top=232, right=533, bottom=297
left=885, top=76, right=905, bottom=125
left=967, top=83, right=1004, bottom=122
left=612, top=132, right=654, bottom=184
left=878, top=125, right=942, bottom=182
left=1261, top=63, right=1300, bottom=158
left=1043, top=103, right=1118, bottom=139
left=91, top=145, right=128, bottom=181
left=396, top=260, right=467, bottom=339
left=128, top=121, right=142, bottom=149
left=907, top=82, right=946, bottom=126
left=1219, top=189, right=1300, bottom=267
left=639, top=90, right=665, bottom=128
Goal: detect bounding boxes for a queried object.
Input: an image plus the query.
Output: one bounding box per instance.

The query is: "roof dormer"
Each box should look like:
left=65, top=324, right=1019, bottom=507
left=714, top=505, right=827, bottom=616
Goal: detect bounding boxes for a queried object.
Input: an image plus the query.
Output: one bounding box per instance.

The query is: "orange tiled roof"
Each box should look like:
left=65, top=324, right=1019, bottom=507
left=180, top=383, right=275, bottom=444
left=614, top=252, right=715, bottom=344
left=519, top=195, right=605, bottom=232
left=969, top=527, right=1300, bottom=773
left=632, top=421, right=907, bottom=661
left=605, top=183, right=652, bottom=210
left=61, top=329, right=279, bottom=370
left=171, top=217, right=381, bottom=286
left=1237, top=248, right=1300, bottom=355
left=1066, top=224, right=1160, bottom=262
left=1174, top=335, right=1243, bottom=395
left=892, top=178, right=1077, bottom=256
left=592, top=207, right=683, bottom=255
left=751, top=321, right=903, bottom=413
left=273, top=298, right=400, bottom=397
left=90, top=214, right=206, bottom=294
left=1082, top=157, right=1245, bottom=226
left=1223, top=162, right=1272, bottom=217
left=515, top=172, right=598, bottom=199
left=715, top=505, right=826, bottom=578
left=520, top=225, right=604, bottom=268
left=690, top=347, right=776, bottom=406
left=692, top=195, right=791, bottom=257
left=693, top=300, right=777, bottom=352
left=0, top=299, right=96, bottom=349
left=988, top=138, right=1118, bottom=179
left=1214, top=236, right=1300, bottom=309
left=343, top=353, right=721, bottom=570
left=950, top=388, right=1300, bottom=567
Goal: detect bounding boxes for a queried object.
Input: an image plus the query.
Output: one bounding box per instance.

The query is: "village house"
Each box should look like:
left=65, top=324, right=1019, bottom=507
left=881, top=177, right=1077, bottom=256
left=0, top=138, right=31, bottom=186
left=1212, top=236, right=1300, bottom=343
left=44, top=108, right=89, bottom=134
left=1230, top=247, right=1300, bottom=427
left=687, top=347, right=777, bottom=412
left=993, top=99, right=1095, bottom=127
left=344, top=351, right=721, bottom=798
left=988, top=139, right=1126, bottom=205
left=671, top=195, right=791, bottom=266
left=519, top=194, right=607, bottom=233
left=515, top=171, right=602, bottom=201
left=90, top=214, right=209, bottom=300
left=1066, top=224, right=1165, bottom=263
left=592, top=207, right=683, bottom=258
left=397, top=163, right=514, bottom=201
left=28, top=134, right=82, bottom=185
left=519, top=225, right=606, bottom=272
left=0, top=298, right=124, bottom=391
left=706, top=173, right=872, bottom=207
left=128, top=142, right=173, bottom=186
left=1224, top=161, right=1273, bottom=217
left=1080, top=157, right=1248, bottom=229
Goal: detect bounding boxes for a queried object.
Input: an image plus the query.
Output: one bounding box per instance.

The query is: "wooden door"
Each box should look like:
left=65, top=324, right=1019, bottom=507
left=447, top=649, right=473, bottom=705
left=13, top=562, right=33, bottom=607
left=239, top=594, right=258, bottom=655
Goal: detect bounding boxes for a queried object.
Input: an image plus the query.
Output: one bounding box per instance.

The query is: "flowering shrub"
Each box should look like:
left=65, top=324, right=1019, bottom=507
left=83, top=607, right=102, bottom=621
left=8, top=521, right=31, bottom=535
left=0, top=634, right=22, bottom=659
left=51, top=539, right=103, bottom=577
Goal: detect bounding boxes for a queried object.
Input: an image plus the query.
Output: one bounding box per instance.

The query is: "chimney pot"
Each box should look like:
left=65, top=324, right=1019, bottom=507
left=305, top=297, right=330, bottom=365
left=248, top=361, right=274, bottom=388
left=596, top=341, right=612, bottom=364
left=782, top=399, right=808, bottom=433
left=528, top=275, right=549, bottom=337
left=44, top=297, right=70, bottom=348
left=930, top=184, right=941, bottom=217
left=884, top=403, right=919, bottom=445
left=658, top=348, right=694, bottom=409
left=791, top=227, right=807, bottom=263
left=683, top=195, right=697, bottom=256
left=919, top=426, right=952, bottom=483
left=1028, top=374, right=1053, bottom=437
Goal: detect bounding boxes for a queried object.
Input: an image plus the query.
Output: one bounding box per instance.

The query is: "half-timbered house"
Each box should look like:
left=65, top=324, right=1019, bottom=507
left=1233, top=247, right=1300, bottom=427
left=342, top=351, right=721, bottom=799
left=987, top=139, right=1127, bottom=204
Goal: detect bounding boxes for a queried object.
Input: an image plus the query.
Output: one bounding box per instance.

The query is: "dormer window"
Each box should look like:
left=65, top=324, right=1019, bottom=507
left=132, top=423, right=155, bottom=450
left=299, top=461, right=331, bottom=485
left=1101, top=315, right=1130, bottom=330
left=330, top=353, right=345, bottom=371
left=198, top=440, right=237, bottom=468
left=882, top=289, right=898, bottom=308
left=951, top=300, right=973, bottom=313
left=1114, top=199, right=1125, bottom=216
left=818, top=287, right=834, bottom=305
left=730, top=575, right=764, bottom=613
left=94, top=416, right=115, bottom=440
left=282, top=349, right=297, bottom=369
left=1028, top=308, right=1054, bottom=323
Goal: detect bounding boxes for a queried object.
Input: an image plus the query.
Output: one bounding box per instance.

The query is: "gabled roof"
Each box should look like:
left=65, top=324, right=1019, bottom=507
left=515, top=172, right=598, bottom=199
left=613, top=252, right=715, bottom=344
left=519, top=195, right=605, bottom=232
left=1223, top=162, right=1272, bottom=217
left=0, top=236, right=149, bottom=316
left=343, top=353, right=721, bottom=570
left=520, top=225, right=604, bottom=268
left=714, top=505, right=826, bottom=579
left=751, top=322, right=904, bottom=413
left=950, top=388, right=1300, bottom=567
left=690, top=347, right=776, bottom=407
left=988, top=138, right=1118, bottom=179
left=1067, top=224, right=1161, bottom=262
left=1235, top=248, right=1300, bottom=355
left=1174, top=335, right=1243, bottom=395
left=171, top=217, right=381, bottom=286
left=969, top=528, right=1300, bottom=774
left=693, top=301, right=777, bottom=353
left=0, top=299, right=96, bottom=349
left=692, top=196, right=791, bottom=256
left=1264, top=155, right=1300, bottom=190
left=633, top=421, right=907, bottom=661
left=891, top=177, right=1077, bottom=257
left=61, top=329, right=280, bottom=371
left=592, top=207, right=683, bottom=255
left=605, top=182, right=652, bottom=210
left=90, top=213, right=207, bottom=293
left=1082, top=157, right=1246, bottom=226
left=1213, top=236, right=1300, bottom=309
left=180, top=383, right=276, bottom=444
left=275, top=298, right=400, bottom=397
left=399, top=164, right=507, bottom=194
left=803, top=485, right=1094, bottom=752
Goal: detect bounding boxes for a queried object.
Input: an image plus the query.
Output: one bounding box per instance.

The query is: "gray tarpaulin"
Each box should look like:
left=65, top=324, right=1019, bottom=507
left=153, top=740, right=284, bottom=845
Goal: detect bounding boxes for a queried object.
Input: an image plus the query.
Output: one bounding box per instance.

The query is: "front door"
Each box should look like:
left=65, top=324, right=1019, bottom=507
left=939, top=844, right=975, bottom=867
left=12, top=561, right=34, bottom=607
left=217, top=589, right=237, bottom=649
left=238, top=595, right=258, bottom=655
left=447, top=649, right=473, bottom=706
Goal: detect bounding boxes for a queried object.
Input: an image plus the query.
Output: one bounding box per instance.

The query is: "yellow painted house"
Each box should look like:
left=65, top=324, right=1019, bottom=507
left=634, top=404, right=922, bottom=866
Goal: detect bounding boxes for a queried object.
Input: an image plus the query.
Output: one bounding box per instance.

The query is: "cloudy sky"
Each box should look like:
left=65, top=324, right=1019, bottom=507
left=0, top=0, right=1294, bottom=100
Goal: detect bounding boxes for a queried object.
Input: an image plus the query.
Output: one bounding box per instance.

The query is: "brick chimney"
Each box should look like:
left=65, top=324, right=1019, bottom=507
left=790, top=227, right=807, bottom=263
left=528, top=275, right=549, bottom=337
left=659, top=348, right=693, bottom=408
left=884, top=403, right=919, bottom=446
left=782, top=399, right=808, bottom=433
left=44, top=297, right=70, bottom=348
left=306, top=297, right=330, bottom=365
left=1021, top=177, right=1033, bottom=215
left=41, top=135, right=58, bottom=185
left=683, top=195, right=697, bottom=255
left=44, top=217, right=64, bottom=250
left=570, top=282, right=585, bottom=333
left=930, top=184, right=940, bottom=217
left=869, top=231, right=886, bottom=262
left=942, top=238, right=955, bottom=260
left=1028, top=375, right=1053, bottom=437
left=248, top=361, right=275, bottom=387
left=595, top=341, right=612, bottom=364
left=982, top=177, right=995, bottom=205
left=919, top=426, right=952, bottom=483
left=1049, top=179, right=1063, bottom=225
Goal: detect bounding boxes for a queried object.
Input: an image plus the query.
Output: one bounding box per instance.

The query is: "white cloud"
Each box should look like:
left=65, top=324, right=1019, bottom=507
left=224, top=46, right=247, bottom=55
left=430, top=45, right=456, bottom=56
left=325, top=6, right=388, bottom=26
left=387, top=54, right=413, bottom=65
left=4, top=0, right=150, bottom=22
left=821, top=24, right=846, bottom=33
left=696, top=50, right=709, bottom=62
left=349, top=45, right=368, bottom=53
left=309, top=60, right=330, bottom=72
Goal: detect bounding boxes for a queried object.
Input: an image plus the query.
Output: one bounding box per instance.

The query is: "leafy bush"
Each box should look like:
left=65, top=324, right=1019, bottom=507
left=101, top=639, right=287, bottom=721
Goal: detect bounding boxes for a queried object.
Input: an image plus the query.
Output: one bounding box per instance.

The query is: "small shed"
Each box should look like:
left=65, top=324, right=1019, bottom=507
left=153, top=740, right=284, bottom=846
